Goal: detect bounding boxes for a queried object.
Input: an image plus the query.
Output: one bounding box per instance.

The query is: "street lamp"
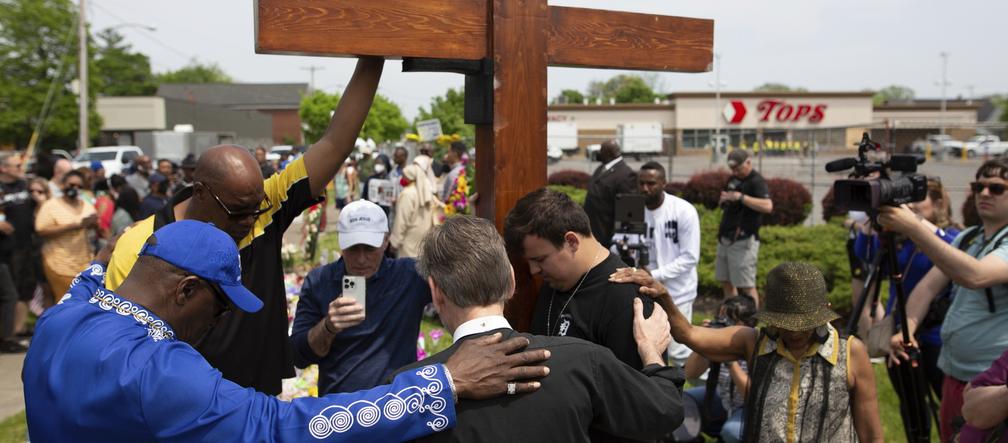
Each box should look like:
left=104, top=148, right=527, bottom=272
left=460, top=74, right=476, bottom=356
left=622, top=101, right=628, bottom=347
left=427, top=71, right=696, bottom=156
left=77, top=0, right=156, bottom=152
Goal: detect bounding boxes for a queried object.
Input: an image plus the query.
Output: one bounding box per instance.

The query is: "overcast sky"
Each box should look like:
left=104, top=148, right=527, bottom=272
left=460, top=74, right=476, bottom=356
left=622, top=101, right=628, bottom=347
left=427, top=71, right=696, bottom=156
left=87, top=0, right=1007, bottom=120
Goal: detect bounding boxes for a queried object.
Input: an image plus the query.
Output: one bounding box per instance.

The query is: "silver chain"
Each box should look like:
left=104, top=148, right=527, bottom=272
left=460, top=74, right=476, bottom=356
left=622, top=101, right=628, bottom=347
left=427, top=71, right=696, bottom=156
left=546, top=249, right=604, bottom=336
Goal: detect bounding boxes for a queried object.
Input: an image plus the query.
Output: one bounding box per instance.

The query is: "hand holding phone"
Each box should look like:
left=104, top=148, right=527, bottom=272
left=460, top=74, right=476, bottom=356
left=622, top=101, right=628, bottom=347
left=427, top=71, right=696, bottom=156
left=342, top=275, right=366, bottom=317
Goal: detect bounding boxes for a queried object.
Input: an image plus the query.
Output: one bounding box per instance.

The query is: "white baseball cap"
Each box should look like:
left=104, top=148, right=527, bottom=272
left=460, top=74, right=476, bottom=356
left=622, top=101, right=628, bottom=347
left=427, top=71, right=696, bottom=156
left=337, top=200, right=388, bottom=249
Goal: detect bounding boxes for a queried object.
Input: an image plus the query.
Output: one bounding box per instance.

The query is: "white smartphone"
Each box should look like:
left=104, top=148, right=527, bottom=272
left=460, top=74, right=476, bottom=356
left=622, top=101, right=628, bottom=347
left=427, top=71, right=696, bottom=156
left=342, top=276, right=366, bottom=316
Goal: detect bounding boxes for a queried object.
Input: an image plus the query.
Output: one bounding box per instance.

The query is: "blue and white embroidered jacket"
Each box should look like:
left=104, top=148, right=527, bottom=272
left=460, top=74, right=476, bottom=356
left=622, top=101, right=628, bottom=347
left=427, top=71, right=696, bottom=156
left=23, top=263, right=456, bottom=442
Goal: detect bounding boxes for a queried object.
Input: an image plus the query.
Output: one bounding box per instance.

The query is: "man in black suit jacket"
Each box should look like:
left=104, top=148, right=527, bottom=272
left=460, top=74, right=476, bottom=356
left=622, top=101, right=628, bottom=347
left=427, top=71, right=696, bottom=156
left=584, top=140, right=638, bottom=248
left=398, top=216, right=684, bottom=442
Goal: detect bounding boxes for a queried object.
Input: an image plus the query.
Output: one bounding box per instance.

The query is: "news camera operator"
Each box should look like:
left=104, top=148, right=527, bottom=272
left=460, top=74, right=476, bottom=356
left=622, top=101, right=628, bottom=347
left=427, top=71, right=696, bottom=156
left=611, top=162, right=700, bottom=367
left=716, top=149, right=772, bottom=303
left=854, top=177, right=960, bottom=439
left=881, top=158, right=1008, bottom=442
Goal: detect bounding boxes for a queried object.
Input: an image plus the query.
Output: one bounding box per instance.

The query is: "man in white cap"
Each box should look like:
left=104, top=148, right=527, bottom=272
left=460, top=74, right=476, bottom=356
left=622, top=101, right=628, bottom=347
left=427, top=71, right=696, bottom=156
left=290, top=200, right=433, bottom=394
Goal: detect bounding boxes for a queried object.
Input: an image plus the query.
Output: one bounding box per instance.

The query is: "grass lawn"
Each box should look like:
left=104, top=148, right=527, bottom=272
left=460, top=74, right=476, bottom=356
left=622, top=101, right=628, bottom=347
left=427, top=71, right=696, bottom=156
left=0, top=411, right=26, bottom=443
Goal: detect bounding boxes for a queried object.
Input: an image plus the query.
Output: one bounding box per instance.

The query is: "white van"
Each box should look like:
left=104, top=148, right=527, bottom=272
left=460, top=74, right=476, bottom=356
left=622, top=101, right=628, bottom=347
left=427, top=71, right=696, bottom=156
left=71, top=146, right=145, bottom=176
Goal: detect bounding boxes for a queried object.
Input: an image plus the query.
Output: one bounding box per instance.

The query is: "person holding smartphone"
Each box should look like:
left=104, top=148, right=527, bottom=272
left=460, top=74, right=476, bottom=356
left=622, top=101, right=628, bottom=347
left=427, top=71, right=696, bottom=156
left=291, top=200, right=433, bottom=395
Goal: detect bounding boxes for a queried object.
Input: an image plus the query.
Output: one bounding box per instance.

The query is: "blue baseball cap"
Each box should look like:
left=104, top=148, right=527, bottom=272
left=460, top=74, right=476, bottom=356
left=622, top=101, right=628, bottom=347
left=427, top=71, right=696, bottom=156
left=139, top=220, right=263, bottom=313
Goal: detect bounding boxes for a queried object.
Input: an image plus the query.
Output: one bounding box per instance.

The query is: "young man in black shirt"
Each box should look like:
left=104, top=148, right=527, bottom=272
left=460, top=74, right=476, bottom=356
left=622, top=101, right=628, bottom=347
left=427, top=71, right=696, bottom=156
left=402, top=215, right=683, bottom=442
left=0, top=152, right=34, bottom=352
left=716, top=149, right=773, bottom=303
left=504, top=188, right=662, bottom=370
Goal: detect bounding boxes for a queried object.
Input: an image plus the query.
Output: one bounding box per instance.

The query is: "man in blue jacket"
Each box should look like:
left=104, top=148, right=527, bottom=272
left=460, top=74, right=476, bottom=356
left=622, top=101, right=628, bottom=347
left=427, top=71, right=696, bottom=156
left=23, top=220, right=549, bottom=442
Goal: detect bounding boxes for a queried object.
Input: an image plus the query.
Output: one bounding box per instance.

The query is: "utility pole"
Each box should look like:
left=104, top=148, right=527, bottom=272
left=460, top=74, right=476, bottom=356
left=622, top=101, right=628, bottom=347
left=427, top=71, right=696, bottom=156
left=939, top=52, right=949, bottom=138
left=302, top=65, right=325, bottom=92
left=78, top=0, right=88, bottom=152
left=965, top=84, right=975, bottom=105
left=710, top=53, right=725, bottom=164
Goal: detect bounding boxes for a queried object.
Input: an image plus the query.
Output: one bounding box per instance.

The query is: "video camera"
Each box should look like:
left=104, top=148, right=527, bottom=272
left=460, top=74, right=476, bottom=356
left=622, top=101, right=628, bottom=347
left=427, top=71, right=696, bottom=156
left=827, top=133, right=927, bottom=212
left=612, top=193, right=650, bottom=268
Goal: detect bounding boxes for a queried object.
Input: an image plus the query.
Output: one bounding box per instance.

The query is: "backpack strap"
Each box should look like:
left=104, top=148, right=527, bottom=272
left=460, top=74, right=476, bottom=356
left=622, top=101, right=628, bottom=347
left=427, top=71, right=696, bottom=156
left=958, top=225, right=1008, bottom=313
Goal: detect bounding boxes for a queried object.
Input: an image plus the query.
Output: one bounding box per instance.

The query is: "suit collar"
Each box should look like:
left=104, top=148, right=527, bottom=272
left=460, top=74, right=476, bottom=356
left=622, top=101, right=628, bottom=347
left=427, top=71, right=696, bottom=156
left=452, top=315, right=512, bottom=343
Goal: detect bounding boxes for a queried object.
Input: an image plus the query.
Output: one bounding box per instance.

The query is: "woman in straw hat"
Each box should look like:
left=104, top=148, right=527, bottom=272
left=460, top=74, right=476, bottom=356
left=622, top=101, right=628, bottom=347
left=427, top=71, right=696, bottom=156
left=611, top=261, right=883, bottom=443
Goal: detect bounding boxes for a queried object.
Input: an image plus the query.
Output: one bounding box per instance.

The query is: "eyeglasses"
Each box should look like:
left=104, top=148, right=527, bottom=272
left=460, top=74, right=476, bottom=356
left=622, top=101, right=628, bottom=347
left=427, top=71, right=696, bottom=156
left=970, top=182, right=1008, bottom=196
left=196, top=182, right=272, bottom=219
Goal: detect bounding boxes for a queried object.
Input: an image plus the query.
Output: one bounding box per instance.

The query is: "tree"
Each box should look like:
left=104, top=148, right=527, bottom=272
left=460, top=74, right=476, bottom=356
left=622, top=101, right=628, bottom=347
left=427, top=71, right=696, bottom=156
left=552, top=89, right=585, bottom=105
left=360, top=94, right=409, bottom=143
left=0, top=0, right=102, bottom=150
left=586, top=74, right=657, bottom=104
left=873, top=85, right=915, bottom=106
left=155, top=61, right=233, bottom=84
left=753, top=83, right=808, bottom=93
left=94, top=28, right=157, bottom=96
left=299, top=91, right=409, bottom=144
left=415, top=88, right=473, bottom=141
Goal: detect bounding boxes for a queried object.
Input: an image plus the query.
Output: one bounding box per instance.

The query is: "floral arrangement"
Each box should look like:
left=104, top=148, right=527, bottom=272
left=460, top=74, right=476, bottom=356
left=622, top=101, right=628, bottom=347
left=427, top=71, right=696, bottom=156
left=443, top=172, right=470, bottom=216
left=303, top=203, right=323, bottom=260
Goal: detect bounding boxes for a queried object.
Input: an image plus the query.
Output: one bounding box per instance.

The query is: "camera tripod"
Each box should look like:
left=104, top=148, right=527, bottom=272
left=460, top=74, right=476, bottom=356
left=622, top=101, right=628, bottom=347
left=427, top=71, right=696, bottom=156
left=847, top=225, right=936, bottom=442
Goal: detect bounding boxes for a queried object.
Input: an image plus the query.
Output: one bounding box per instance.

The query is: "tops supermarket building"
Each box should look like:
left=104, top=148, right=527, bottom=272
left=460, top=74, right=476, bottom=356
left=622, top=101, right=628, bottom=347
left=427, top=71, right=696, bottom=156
left=547, top=91, right=992, bottom=156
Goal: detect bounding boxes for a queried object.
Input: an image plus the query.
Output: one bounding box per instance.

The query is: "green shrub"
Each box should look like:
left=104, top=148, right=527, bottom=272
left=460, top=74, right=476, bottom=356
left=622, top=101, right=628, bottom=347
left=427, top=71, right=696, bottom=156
left=548, top=184, right=587, bottom=206
left=695, top=206, right=852, bottom=316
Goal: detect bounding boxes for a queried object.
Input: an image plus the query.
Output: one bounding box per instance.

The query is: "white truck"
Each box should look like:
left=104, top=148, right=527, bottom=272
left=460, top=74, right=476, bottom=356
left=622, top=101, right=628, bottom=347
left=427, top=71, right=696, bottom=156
left=617, top=122, right=663, bottom=160
left=71, top=146, right=144, bottom=176
left=960, top=135, right=1008, bottom=158
left=547, top=121, right=578, bottom=163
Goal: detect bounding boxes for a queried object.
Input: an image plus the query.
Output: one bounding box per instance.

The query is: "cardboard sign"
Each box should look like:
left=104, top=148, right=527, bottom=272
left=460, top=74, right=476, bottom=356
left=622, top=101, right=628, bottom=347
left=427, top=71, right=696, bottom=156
left=416, top=119, right=443, bottom=142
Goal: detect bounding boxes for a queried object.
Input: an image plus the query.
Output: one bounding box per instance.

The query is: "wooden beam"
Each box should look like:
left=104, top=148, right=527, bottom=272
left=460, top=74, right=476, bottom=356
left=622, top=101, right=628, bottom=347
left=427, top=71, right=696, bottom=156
left=475, top=0, right=549, bottom=332
left=255, top=0, right=487, bottom=59
left=547, top=6, right=713, bottom=72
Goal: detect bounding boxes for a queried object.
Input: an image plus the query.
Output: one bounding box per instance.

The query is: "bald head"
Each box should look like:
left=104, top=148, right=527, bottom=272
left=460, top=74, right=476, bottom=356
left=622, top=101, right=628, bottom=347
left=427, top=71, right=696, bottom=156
left=599, top=140, right=621, bottom=163
left=52, top=159, right=72, bottom=181
left=186, top=145, right=267, bottom=242
left=194, top=145, right=263, bottom=190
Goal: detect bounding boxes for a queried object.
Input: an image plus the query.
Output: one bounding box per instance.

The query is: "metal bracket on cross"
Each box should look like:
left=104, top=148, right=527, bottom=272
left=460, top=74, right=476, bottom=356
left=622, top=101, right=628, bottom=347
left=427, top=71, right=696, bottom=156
left=401, top=57, right=494, bottom=125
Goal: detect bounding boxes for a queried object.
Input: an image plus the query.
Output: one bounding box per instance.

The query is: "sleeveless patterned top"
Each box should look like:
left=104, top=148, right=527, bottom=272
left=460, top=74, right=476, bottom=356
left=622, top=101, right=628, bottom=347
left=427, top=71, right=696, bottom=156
left=743, top=324, right=857, bottom=443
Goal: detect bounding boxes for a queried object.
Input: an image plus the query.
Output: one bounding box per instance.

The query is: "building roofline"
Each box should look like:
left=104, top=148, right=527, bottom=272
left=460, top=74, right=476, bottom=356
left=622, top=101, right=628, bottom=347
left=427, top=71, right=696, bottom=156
left=549, top=103, right=674, bottom=111
left=668, top=91, right=875, bottom=99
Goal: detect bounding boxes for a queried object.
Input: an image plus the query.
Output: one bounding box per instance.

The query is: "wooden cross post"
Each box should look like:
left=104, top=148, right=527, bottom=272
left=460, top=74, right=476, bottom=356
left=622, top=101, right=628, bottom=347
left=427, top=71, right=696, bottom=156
left=256, top=0, right=713, bottom=330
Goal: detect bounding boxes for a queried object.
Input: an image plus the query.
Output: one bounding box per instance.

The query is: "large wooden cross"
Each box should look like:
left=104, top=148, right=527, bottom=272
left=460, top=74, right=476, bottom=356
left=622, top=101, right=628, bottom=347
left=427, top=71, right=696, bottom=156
left=256, top=0, right=712, bottom=330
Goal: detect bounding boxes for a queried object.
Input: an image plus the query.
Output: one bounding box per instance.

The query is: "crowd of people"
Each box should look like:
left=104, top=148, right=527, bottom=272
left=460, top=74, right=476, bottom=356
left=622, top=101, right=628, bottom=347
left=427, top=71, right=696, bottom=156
left=8, top=55, right=1008, bottom=442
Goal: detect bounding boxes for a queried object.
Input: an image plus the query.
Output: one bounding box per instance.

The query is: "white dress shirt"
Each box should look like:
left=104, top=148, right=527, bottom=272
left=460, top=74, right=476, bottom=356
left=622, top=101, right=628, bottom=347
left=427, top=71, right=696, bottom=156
left=452, top=315, right=512, bottom=344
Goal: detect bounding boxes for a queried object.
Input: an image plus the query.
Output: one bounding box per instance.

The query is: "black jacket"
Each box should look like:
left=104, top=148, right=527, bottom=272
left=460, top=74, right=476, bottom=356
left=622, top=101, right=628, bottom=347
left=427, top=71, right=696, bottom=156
left=584, top=160, right=638, bottom=248
left=398, top=328, right=684, bottom=442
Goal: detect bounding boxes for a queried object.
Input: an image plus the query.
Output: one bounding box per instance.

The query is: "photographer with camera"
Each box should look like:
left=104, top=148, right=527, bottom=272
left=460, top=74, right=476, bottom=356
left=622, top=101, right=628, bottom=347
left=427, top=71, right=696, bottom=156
left=854, top=177, right=960, bottom=439
left=716, top=149, right=772, bottom=303
left=878, top=159, right=1008, bottom=443
left=681, top=296, right=756, bottom=443
left=612, top=162, right=700, bottom=367
left=881, top=158, right=1008, bottom=442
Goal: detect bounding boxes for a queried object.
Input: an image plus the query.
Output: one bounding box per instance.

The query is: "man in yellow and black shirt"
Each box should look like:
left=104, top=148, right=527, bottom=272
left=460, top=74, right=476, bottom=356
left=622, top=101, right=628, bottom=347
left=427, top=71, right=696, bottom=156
left=105, top=57, right=384, bottom=395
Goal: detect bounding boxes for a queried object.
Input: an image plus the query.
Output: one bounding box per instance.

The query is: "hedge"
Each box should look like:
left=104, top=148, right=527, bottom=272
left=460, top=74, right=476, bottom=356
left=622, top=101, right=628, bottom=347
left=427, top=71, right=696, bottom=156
left=547, top=169, right=592, bottom=190
left=694, top=206, right=852, bottom=315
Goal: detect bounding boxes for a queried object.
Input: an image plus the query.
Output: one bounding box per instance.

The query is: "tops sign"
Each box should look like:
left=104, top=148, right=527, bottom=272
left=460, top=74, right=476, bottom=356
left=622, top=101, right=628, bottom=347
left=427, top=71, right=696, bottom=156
left=723, top=99, right=827, bottom=125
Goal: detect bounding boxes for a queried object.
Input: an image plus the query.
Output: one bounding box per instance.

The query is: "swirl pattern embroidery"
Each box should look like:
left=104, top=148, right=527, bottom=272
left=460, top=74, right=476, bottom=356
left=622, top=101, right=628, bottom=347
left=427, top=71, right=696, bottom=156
left=88, top=289, right=175, bottom=342
left=308, top=365, right=449, bottom=440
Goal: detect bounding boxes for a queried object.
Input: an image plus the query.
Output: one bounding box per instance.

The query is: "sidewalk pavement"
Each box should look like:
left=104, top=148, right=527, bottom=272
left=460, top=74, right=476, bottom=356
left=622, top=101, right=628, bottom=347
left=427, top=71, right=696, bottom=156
left=0, top=352, right=25, bottom=420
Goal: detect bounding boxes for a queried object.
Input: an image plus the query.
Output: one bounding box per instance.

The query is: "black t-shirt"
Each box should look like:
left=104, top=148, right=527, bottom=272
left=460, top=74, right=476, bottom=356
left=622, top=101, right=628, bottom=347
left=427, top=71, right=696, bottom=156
left=529, top=252, right=661, bottom=370
left=718, top=170, right=769, bottom=239
left=0, top=178, right=36, bottom=255
left=151, top=162, right=319, bottom=395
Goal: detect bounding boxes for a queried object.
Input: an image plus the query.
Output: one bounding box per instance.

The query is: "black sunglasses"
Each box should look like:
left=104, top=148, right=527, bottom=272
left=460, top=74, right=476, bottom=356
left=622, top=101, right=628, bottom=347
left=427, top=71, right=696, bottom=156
left=970, top=182, right=1007, bottom=196
left=196, top=182, right=272, bottom=218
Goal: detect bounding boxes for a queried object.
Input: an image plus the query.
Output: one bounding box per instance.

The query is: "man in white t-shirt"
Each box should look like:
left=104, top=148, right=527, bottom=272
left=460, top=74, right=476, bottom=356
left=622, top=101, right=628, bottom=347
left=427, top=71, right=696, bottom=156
left=612, top=161, right=700, bottom=366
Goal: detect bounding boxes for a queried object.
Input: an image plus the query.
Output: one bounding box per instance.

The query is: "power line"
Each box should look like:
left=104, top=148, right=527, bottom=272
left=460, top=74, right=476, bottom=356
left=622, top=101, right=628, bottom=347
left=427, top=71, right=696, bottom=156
left=89, top=0, right=192, bottom=63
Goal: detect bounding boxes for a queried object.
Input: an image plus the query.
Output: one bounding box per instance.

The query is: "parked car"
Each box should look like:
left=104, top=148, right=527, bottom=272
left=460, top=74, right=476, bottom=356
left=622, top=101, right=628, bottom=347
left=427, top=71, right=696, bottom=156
left=910, top=134, right=963, bottom=157
left=71, top=146, right=144, bottom=176
left=955, top=135, right=1008, bottom=158
left=265, top=145, right=294, bottom=162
